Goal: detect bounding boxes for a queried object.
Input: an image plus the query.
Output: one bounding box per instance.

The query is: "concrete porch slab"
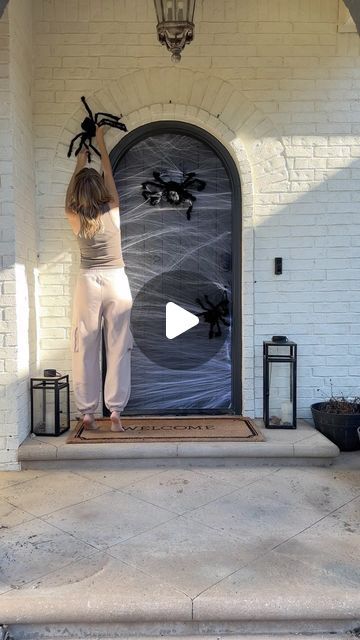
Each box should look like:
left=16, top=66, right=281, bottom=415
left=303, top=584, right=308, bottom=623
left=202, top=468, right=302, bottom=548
left=17, top=420, right=339, bottom=464
left=0, top=454, right=358, bottom=638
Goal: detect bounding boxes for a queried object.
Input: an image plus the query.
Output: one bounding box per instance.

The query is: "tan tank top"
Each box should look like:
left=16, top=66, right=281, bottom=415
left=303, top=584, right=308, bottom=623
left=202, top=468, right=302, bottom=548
left=76, top=209, right=125, bottom=269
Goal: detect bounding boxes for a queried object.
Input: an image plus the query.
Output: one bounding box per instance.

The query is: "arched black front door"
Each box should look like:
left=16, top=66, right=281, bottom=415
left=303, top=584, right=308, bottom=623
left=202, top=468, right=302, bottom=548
left=102, top=122, right=241, bottom=415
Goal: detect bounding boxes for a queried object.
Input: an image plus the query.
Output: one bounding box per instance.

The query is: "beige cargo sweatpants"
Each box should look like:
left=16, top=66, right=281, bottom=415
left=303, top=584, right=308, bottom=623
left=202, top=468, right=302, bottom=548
left=71, top=267, right=133, bottom=415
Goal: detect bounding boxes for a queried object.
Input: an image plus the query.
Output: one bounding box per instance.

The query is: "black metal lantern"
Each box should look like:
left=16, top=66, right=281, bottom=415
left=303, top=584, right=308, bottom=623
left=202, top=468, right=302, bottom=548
left=30, top=373, right=70, bottom=436
left=263, top=338, right=297, bottom=429
left=154, top=0, right=196, bottom=62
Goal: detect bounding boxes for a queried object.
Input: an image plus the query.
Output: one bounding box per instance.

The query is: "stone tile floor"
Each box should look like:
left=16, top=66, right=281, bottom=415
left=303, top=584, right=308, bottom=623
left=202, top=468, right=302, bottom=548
left=0, top=453, right=359, bottom=624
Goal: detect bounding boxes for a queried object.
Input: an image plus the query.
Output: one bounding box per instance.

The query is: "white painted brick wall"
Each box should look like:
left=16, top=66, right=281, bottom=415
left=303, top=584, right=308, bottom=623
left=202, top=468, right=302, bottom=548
left=0, top=0, right=37, bottom=469
left=2, top=0, right=359, bottom=450
left=11, top=0, right=38, bottom=450
left=0, top=8, right=17, bottom=469
left=34, top=0, right=360, bottom=416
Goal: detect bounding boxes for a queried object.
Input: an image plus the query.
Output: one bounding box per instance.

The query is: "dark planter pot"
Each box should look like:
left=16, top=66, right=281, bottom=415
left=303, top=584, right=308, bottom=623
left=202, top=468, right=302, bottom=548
left=311, top=402, right=360, bottom=452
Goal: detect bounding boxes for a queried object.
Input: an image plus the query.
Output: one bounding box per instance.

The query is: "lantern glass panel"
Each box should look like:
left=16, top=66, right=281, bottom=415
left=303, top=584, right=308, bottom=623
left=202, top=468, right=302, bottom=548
left=268, top=360, right=294, bottom=427
left=59, top=384, right=68, bottom=432
left=33, top=384, right=55, bottom=435
left=268, top=344, right=290, bottom=357
left=166, top=1, right=174, bottom=20
left=155, top=0, right=195, bottom=22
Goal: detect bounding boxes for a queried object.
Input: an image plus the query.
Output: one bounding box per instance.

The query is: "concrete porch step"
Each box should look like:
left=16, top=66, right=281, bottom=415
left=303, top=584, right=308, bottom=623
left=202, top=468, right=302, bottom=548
left=3, top=635, right=358, bottom=640
left=0, top=624, right=360, bottom=640
left=4, top=636, right=357, bottom=640
left=18, top=420, right=339, bottom=466
left=1, top=454, right=357, bottom=640
left=2, top=603, right=359, bottom=639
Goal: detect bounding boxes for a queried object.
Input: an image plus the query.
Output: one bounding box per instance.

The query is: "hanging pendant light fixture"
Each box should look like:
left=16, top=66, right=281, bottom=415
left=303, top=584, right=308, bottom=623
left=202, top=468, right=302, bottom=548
left=154, top=0, right=196, bottom=63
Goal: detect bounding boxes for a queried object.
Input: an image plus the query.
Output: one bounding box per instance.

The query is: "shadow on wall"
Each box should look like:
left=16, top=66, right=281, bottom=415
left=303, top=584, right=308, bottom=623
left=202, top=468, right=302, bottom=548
left=18, top=263, right=39, bottom=437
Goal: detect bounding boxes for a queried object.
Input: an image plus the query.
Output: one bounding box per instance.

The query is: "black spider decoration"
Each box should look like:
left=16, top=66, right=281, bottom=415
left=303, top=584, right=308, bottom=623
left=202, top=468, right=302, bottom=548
left=67, top=96, right=127, bottom=162
left=141, top=171, right=206, bottom=220
left=196, top=290, right=230, bottom=339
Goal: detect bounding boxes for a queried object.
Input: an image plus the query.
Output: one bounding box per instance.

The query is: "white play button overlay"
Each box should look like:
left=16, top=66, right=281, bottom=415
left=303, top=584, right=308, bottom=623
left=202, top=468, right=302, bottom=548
left=131, top=270, right=230, bottom=369
left=166, top=301, right=199, bottom=340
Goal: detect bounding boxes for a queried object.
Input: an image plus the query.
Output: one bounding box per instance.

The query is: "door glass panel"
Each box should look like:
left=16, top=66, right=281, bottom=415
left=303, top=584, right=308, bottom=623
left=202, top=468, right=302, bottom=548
left=112, top=132, right=233, bottom=414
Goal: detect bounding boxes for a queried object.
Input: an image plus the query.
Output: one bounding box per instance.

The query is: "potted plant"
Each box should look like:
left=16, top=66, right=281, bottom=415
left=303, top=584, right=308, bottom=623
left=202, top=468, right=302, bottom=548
left=311, top=388, right=360, bottom=452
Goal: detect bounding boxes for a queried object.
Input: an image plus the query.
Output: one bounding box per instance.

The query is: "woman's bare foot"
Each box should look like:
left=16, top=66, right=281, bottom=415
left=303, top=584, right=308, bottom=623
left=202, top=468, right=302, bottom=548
left=82, top=413, right=98, bottom=430
left=110, top=411, right=124, bottom=432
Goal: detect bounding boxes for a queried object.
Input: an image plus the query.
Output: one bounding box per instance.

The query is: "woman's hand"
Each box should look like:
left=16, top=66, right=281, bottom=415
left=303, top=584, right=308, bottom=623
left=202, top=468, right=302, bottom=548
left=76, top=148, right=89, bottom=168
left=95, top=125, right=118, bottom=207
left=95, top=124, right=105, bottom=145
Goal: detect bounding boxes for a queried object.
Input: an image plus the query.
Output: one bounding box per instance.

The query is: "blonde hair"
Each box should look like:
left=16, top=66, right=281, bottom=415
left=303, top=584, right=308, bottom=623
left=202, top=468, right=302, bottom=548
left=66, top=168, right=112, bottom=239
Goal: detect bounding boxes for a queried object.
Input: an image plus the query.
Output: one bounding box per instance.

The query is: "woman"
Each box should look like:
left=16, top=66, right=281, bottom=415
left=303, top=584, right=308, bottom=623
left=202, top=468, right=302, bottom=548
left=65, top=125, right=133, bottom=432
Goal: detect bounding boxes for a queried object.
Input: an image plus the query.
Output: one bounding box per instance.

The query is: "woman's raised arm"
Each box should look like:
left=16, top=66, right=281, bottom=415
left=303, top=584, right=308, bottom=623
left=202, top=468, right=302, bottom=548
left=95, top=125, right=119, bottom=208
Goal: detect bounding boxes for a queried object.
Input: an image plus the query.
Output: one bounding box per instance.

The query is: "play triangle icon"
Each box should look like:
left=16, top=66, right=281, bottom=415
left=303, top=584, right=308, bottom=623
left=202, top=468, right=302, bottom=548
left=166, top=301, right=199, bottom=340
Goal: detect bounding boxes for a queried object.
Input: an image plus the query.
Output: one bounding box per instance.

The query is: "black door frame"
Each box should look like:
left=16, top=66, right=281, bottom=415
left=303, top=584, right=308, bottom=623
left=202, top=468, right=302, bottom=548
left=102, top=120, right=242, bottom=415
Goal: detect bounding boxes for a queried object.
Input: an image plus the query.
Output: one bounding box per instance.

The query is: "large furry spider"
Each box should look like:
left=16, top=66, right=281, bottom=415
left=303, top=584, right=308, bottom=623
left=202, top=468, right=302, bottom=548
left=67, top=96, right=127, bottom=162
left=141, top=171, right=206, bottom=220
left=196, top=290, right=230, bottom=339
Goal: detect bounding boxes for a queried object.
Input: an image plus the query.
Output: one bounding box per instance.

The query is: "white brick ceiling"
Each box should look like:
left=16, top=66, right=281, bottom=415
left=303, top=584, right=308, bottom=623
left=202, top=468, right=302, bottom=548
left=0, top=0, right=360, bottom=34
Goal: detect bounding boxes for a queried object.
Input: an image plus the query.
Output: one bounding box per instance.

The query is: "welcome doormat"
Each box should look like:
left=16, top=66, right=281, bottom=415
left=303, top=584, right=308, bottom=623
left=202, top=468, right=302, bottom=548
left=67, top=416, right=264, bottom=444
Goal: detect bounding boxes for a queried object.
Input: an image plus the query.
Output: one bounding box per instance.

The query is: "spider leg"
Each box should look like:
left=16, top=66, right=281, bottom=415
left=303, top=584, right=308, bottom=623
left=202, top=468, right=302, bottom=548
left=152, top=171, right=167, bottom=186
left=220, top=317, right=230, bottom=326
left=193, top=178, right=207, bottom=191
left=81, top=96, right=94, bottom=120
left=214, top=320, right=222, bottom=337
left=183, top=192, right=195, bottom=220
left=74, top=135, right=89, bottom=156
left=97, top=118, right=127, bottom=132
left=204, top=294, right=216, bottom=310
left=141, top=180, right=163, bottom=190
left=108, top=121, right=127, bottom=132
left=141, top=189, right=162, bottom=205
left=76, top=139, right=91, bottom=162
left=96, top=111, right=121, bottom=121
left=68, top=132, right=85, bottom=157
left=74, top=139, right=91, bottom=162
left=184, top=174, right=205, bottom=192
left=150, top=195, right=162, bottom=205
left=97, top=117, right=121, bottom=126
left=220, top=299, right=230, bottom=313
left=195, top=298, right=207, bottom=311
left=208, top=322, right=214, bottom=339
left=78, top=139, right=91, bottom=164
left=119, top=123, right=128, bottom=132
left=182, top=173, right=196, bottom=186
left=220, top=303, right=230, bottom=319
left=88, top=142, right=101, bottom=157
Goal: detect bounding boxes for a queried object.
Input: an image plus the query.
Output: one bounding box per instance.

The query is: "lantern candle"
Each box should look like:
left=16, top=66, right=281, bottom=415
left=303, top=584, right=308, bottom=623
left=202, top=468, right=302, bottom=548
left=281, top=401, right=293, bottom=425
